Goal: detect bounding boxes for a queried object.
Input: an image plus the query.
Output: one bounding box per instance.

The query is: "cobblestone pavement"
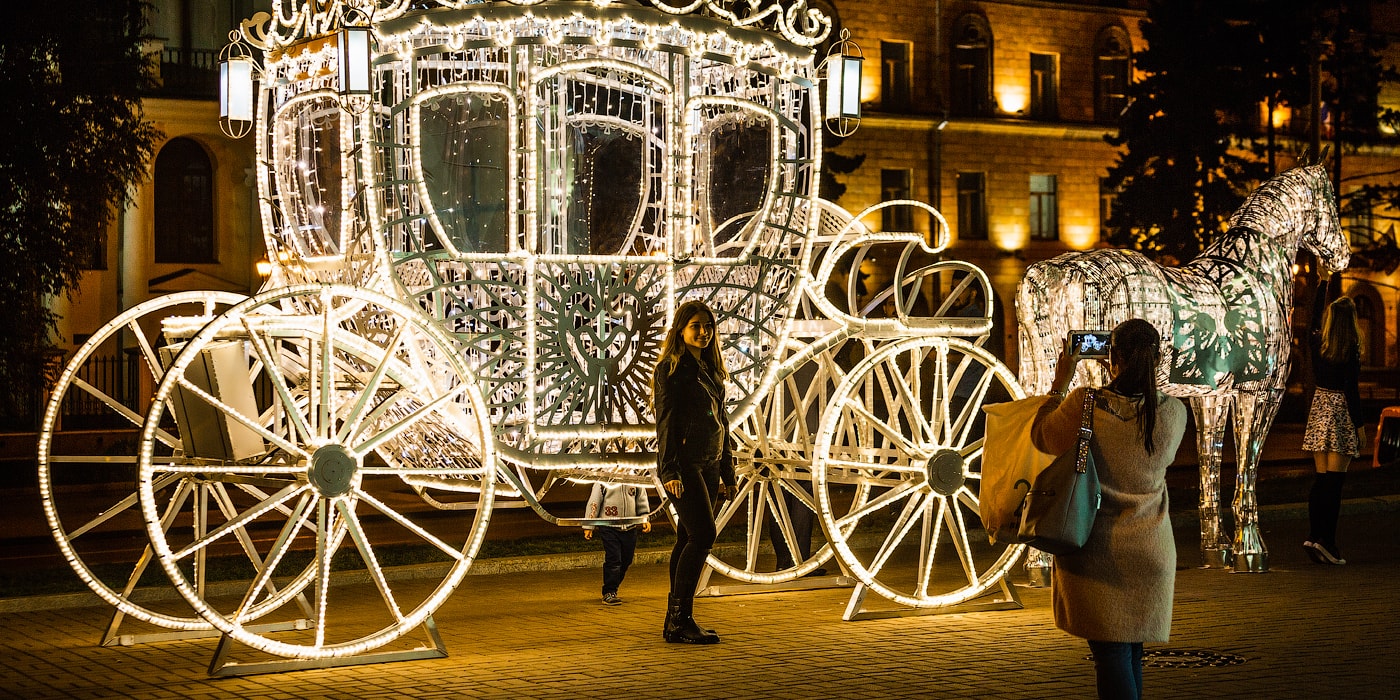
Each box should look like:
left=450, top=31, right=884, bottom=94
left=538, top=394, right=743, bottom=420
left=1, top=498, right=1397, bottom=700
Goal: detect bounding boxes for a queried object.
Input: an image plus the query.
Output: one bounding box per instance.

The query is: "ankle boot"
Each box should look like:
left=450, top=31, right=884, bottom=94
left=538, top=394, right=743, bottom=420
left=664, top=596, right=719, bottom=644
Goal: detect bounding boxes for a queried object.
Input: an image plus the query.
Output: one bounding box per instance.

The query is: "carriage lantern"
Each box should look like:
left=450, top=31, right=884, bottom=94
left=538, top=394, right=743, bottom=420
left=822, top=28, right=863, bottom=137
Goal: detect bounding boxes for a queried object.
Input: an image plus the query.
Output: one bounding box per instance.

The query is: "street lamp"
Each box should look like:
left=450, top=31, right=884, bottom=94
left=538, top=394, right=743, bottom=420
left=822, top=29, right=863, bottom=137
left=337, top=25, right=372, bottom=97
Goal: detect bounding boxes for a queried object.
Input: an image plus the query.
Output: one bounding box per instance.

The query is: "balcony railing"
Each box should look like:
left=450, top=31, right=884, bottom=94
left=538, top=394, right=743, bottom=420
left=150, top=47, right=219, bottom=99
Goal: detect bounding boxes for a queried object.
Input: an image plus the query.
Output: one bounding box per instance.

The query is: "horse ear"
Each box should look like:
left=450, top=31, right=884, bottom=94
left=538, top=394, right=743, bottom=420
left=1319, top=144, right=1332, bottom=167
left=1300, top=146, right=1314, bottom=166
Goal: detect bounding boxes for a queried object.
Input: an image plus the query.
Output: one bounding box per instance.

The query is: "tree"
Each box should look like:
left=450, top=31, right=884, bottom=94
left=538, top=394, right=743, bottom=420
left=819, top=132, right=865, bottom=203
left=1106, top=0, right=1400, bottom=269
left=1103, top=0, right=1270, bottom=264
left=0, top=1, right=160, bottom=427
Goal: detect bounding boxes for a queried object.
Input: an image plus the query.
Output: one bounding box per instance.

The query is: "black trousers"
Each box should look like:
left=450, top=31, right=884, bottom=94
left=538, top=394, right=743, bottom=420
left=598, top=526, right=637, bottom=595
left=669, top=464, right=720, bottom=599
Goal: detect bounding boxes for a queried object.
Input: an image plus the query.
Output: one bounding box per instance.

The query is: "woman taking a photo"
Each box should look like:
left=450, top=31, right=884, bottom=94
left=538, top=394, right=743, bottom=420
left=1033, top=319, right=1188, bottom=700
left=1302, top=273, right=1365, bottom=566
left=653, top=300, right=736, bottom=645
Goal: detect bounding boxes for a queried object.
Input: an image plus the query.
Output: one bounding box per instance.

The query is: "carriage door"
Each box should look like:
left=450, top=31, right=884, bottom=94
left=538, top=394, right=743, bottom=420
left=528, top=62, right=672, bottom=434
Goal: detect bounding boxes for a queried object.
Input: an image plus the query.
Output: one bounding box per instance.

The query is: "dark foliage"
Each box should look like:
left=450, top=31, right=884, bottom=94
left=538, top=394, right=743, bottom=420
left=0, top=1, right=160, bottom=427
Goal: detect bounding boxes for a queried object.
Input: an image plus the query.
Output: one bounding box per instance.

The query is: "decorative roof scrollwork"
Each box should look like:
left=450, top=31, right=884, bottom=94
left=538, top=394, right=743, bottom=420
left=243, top=0, right=830, bottom=49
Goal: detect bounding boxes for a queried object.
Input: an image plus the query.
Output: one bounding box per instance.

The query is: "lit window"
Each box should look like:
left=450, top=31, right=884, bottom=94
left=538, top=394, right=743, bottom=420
left=1030, top=174, right=1058, bottom=240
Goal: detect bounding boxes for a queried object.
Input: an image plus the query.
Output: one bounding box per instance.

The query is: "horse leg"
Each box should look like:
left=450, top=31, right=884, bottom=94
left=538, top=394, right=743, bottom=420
left=1189, top=396, right=1233, bottom=568
left=1229, top=389, right=1283, bottom=573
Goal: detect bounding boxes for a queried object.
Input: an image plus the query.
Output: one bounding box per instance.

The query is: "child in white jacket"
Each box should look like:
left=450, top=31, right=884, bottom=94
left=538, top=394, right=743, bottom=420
left=583, top=482, right=652, bottom=605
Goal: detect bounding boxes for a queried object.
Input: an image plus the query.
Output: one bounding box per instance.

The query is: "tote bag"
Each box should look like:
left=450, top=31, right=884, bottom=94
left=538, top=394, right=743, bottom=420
left=981, top=395, right=1055, bottom=545
left=1017, top=389, right=1101, bottom=555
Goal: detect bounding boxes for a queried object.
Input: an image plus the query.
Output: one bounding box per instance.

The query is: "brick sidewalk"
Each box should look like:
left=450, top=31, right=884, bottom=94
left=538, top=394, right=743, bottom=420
left=1, top=505, right=1397, bottom=700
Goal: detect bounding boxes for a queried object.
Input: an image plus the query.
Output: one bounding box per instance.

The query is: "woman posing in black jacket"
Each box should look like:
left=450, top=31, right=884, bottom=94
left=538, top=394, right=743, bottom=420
left=1301, top=273, right=1365, bottom=565
left=654, top=300, right=736, bottom=644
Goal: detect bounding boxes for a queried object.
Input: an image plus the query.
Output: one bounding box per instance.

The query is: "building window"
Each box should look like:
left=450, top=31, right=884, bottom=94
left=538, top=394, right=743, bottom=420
left=154, top=138, right=215, bottom=263
left=1030, top=174, right=1058, bottom=240
left=81, top=230, right=106, bottom=270
left=956, top=172, right=987, bottom=241
left=881, top=169, right=913, bottom=231
left=951, top=14, right=992, bottom=117
left=1342, top=186, right=1376, bottom=249
left=881, top=41, right=911, bottom=112
left=1029, top=53, right=1059, bottom=120
left=1099, top=177, right=1120, bottom=240
left=1094, top=27, right=1132, bottom=124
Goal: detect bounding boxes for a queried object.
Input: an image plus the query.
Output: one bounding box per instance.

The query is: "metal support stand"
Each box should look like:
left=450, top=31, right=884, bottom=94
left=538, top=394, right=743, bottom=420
left=206, top=615, right=448, bottom=677
left=697, top=573, right=855, bottom=597
left=840, top=575, right=1022, bottom=622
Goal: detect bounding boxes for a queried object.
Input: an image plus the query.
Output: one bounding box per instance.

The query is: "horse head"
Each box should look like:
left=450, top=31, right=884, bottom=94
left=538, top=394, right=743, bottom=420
left=1295, top=164, right=1349, bottom=272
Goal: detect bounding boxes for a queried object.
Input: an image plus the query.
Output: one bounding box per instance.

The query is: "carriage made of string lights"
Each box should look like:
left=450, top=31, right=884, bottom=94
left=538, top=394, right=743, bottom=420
left=38, top=0, right=1027, bottom=664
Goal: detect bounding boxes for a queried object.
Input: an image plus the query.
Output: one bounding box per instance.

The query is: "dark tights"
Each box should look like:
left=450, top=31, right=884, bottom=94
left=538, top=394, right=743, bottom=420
left=669, top=465, right=720, bottom=599
left=1088, top=640, right=1143, bottom=700
left=1308, top=471, right=1348, bottom=549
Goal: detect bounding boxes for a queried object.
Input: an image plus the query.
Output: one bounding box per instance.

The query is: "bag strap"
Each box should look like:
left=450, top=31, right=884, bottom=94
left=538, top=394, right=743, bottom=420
left=1074, top=389, right=1096, bottom=474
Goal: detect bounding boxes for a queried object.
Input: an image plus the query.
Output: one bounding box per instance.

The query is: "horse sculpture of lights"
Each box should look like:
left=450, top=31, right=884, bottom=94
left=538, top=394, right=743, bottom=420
left=38, top=0, right=1028, bottom=673
left=1017, top=162, right=1349, bottom=573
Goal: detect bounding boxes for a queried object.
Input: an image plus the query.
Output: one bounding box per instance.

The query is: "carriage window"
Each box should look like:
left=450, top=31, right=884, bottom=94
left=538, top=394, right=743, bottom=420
left=1094, top=27, right=1131, bottom=124
left=154, top=137, right=215, bottom=263
left=1029, top=53, right=1058, bottom=121
left=951, top=15, right=992, bottom=117
left=956, top=172, right=987, bottom=241
left=881, top=41, right=911, bottom=112
left=882, top=169, right=913, bottom=231
left=1100, top=176, right=1120, bottom=240
left=1030, top=174, right=1058, bottom=240
left=417, top=91, right=510, bottom=254
left=272, top=97, right=343, bottom=257
left=701, top=109, right=774, bottom=254
left=536, top=69, right=666, bottom=256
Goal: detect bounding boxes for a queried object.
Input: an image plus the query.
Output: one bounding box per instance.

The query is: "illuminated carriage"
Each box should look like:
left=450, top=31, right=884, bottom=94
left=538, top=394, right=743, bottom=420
left=37, top=0, right=1025, bottom=669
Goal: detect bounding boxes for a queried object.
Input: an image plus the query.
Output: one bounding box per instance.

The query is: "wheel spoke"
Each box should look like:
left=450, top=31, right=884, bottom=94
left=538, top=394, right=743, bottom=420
left=173, top=375, right=307, bottom=459
left=352, top=383, right=471, bottom=457
left=242, top=317, right=314, bottom=446
left=833, top=480, right=919, bottom=531
left=338, top=324, right=408, bottom=442
left=67, top=471, right=182, bottom=539
left=865, top=490, right=925, bottom=576
left=313, top=499, right=332, bottom=648
left=335, top=498, right=404, bottom=623
left=231, top=491, right=315, bottom=625
left=356, top=490, right=465, bottom=561
left=845, top=400, right=923, bottom=459
left=171, top=483, right=307, bottom=561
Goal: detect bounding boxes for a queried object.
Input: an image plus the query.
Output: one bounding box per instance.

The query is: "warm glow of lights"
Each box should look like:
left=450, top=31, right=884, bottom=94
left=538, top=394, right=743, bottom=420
left=1060, top=223, right=1096, bottom=250
left=991, top=221, right=1028, bottom=251
left=997, top=87, right=1027, bottom=115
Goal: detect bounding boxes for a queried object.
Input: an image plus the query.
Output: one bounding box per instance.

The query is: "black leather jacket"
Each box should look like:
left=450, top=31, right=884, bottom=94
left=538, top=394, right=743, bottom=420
left=653, top=352, right=736, bottom=487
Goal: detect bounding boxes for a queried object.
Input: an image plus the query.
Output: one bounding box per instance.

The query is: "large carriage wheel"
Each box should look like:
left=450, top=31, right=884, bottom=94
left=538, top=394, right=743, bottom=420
left=38, top=291, right=246, bottom=636
left=813, top=336, right=1025, bottom=610
left=137, top=284, right=494, bottom=659
left=710, top=339, right=843, bottom=584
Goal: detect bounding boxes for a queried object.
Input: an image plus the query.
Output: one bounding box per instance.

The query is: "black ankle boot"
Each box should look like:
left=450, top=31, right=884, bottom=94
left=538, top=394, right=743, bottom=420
left=664, top=596, right=719, bottom=644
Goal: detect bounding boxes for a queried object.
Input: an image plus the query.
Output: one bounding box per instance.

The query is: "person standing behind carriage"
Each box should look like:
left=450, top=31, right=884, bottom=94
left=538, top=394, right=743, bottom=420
left=1032, top=319, right=1187, bottom=700
left=1302, top=272, right=1365, bottom=566
left=583, top=482, right=651, bottom=606
left=654, top=300, right=736, bottom=644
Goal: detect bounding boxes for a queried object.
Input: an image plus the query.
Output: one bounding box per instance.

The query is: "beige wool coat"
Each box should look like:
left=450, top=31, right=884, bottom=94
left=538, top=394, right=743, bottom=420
left=1032, top=387, right=1187, bottom=643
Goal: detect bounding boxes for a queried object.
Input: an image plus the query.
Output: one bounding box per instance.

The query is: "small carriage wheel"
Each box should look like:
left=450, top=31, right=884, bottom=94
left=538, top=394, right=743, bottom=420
left=38, top=291, right=248, bottom=632
left=711, top=343, right=839, bottom=583
left=137, top=284, right=495, bottom=659
left=813, top=336, right=1026, bottom=609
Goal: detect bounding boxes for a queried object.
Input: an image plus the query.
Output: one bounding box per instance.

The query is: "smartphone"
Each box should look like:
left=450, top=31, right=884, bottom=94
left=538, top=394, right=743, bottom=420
left=1069, top=330, right=1111, bottom=358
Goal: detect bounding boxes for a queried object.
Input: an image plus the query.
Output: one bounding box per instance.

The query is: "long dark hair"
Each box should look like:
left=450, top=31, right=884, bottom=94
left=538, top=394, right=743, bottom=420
left=656, top=300, right=728, bottom=382
left=1105, top=319, right=1163, bottom=454
left=1320, top=297, right=1360, bottom=364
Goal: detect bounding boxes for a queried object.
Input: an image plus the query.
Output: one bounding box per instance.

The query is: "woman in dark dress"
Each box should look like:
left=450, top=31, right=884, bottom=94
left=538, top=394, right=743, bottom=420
left=1301, top=273, right=1365, bottom=565
left=653, top=300, right=736, bottom=644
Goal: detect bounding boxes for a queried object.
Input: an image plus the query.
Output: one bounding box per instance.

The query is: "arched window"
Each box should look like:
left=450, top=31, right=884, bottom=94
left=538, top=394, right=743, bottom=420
left=154, top=137, right=215, bottom=263
left=951, top=14, right=993, bottom=117
left=1350, top=285, right=1385, bottom=366
left=1094, top=26, right=1132, bottom=125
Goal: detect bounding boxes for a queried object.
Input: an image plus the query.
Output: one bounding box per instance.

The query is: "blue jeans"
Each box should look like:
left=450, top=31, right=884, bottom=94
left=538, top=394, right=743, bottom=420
left=1087, top=640, right=1143, bottom=700
left=598, top=526, right=637, bottom=596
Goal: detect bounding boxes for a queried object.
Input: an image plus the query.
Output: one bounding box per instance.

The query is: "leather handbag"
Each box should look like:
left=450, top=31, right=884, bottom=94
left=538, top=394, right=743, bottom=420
left=1017, top=389, right=1101, bottom=555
